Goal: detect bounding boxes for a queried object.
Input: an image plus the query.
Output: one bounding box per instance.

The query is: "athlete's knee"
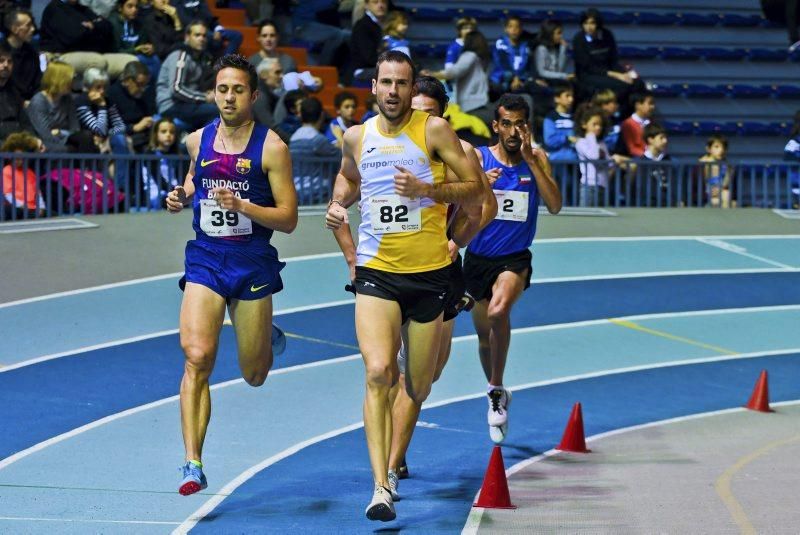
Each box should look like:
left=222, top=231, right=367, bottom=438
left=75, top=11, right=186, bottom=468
left=365, top=360, right=396, bottom=388
left=243, top=367, right=269, bottom=387
left=406, top=383, right=431, bottom=405
left=182, top=343, right=215, bottom=377
left=486, top=301, right=512, bottom=323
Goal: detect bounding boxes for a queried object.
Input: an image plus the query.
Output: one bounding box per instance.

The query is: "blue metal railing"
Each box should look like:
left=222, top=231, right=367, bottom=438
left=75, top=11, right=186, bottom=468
left=1, top=153, right=798, bottom=221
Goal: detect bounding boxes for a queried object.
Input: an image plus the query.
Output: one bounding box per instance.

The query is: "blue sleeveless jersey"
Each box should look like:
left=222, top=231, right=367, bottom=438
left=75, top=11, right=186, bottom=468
left=467, top=146, right=540, bottom=257
left=192, top=119, right=276, bottom=249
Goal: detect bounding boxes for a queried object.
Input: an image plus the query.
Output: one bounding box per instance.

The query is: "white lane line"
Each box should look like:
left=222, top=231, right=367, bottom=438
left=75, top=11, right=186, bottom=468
left=0, top=516, right=179, bottom=525
left=173, top=348, right=800, bottom=532
left=462, top=399, right=800, bottom=535
left=3, top=236, right=798, bottom=309
left=535, top=267, right=800, bottom=284
left=696, top=238, right=795, bottom=269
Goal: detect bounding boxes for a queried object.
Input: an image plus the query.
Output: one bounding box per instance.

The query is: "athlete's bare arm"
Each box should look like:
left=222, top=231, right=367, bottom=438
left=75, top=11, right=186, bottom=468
left=471, top=146, right=501, bottom=228
left=448, top=140, right=497, bottom=247
left=166, top=130, right=201, bottom=212
left=326, top=125, right=363, bottom=230
left=211, top=129, right=298, bottom=233
left=519, top=124, right=562, bottom=214
left=393, top=116, right=481, bottom=204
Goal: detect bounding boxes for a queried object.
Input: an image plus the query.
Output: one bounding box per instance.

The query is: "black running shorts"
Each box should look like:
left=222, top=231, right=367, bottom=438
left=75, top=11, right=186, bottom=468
left=463, top=249, right=532, bottom=302
left=354, top=265, right=450, bottom=323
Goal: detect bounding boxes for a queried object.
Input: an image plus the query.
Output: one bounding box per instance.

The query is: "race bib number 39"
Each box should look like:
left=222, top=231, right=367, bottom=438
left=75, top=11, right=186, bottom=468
left=493, top=190, right=529, bottom=222
left=369, top=195, right=421, bottom=234
left=200, top=199, right=253, bottom=237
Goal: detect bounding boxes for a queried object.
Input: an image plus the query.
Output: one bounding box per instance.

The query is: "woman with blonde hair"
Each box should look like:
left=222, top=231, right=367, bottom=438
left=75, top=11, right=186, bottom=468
left=27, top=62, right=96, bottom=153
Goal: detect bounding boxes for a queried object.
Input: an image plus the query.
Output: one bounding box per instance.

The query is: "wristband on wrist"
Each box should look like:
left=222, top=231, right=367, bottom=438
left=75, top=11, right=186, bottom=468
left=329, top=199, right=344, bottom=208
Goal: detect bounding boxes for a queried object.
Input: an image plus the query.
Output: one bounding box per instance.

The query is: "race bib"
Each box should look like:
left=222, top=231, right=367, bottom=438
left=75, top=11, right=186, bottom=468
left=369, top=195, right=421, bottom=234
left=199, top=199, right=253, bottom=237
left=493, top=190, right=529, bottom=222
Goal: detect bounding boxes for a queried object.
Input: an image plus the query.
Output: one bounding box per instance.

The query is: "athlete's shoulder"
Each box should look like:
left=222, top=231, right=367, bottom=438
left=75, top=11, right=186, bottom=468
left=342, top=123, right=365, bottom=146
left=459, top=138, right=475, bottom=153
left=185, top=129, right=203, bottom=158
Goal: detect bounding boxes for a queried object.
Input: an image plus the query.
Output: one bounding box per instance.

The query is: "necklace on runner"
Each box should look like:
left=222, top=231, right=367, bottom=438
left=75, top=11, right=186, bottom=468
left=217, top=120, right=253, bottom=153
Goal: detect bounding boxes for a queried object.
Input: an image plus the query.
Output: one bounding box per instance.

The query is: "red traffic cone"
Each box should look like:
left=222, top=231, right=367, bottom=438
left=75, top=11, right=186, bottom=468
left=556, top=402, right=591, bottom=453
left=745, top=370, right=773, bottom=412
left=473, top=446, right=516, bottom=509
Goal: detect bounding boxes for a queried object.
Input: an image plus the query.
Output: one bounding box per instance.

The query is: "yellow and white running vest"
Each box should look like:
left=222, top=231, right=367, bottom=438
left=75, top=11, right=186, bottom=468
left=356, top=110, right=449, bottom=273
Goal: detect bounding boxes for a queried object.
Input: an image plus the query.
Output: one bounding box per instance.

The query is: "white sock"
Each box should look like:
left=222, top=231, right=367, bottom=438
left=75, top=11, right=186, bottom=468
left=488, top=383, right=503, bottom=393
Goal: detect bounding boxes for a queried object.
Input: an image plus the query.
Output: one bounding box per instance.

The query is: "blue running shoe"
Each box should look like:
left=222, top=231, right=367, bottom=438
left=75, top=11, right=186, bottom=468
left=179, top=462, right=207, bottom=496
left=272, top=323, right=286, bottom=356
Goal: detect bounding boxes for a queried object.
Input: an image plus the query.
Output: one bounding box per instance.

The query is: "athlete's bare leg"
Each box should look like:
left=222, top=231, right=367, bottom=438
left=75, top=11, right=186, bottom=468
left=471, top=271, right=526, bottom=385
left=179, top=283, right=227, bottom=462
left=388, top=318, right=455, bottom=471
left=228, top=295, right=275, bottom=386
left=356, top=295, right=402, bottom=489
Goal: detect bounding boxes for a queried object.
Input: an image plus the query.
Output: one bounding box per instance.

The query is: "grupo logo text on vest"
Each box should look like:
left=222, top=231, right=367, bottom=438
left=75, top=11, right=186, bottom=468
left=361, top=158, right=415, bottom=172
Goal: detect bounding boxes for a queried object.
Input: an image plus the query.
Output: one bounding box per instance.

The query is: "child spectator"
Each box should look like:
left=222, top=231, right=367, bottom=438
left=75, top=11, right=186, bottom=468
left=109, top=0, right=160, bottom=78
left=361, top=94, right=379, bottom=122
left=491, top=16, right=530, bottom=95
left=543, top=83, right=576, bottom=161
left=2, top=131, right=45, bottom=218
left=592, top=89, right=623, bottom=153
left=326, top=91, right=358, bottom=148
left=534, top=19, right=573, bottom=85
left=574, top=104, right=629, bottom=206
left=445, top=16, right=476, bottom=69
left=290, top=96, right=340, bottom=204
left=699, top=134, right=732, bottom=208
left=141, top=117, right=180, bottom=208
left=277, top=89, right=307, bottom=140
left=621, top=91, right=655, bottom=157
left=382, top=10, right=410, bottom=57
left=641, top=122, right=674, bottom=206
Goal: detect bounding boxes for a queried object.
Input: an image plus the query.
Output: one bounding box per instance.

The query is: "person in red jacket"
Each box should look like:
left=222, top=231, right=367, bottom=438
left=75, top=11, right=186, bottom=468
left=620, top=90, right=655, bottom=157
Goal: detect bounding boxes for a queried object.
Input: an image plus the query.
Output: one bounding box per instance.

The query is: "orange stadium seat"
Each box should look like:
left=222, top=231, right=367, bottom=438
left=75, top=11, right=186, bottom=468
left=276, top=47, right=309, bottom=67
left=210, top=8, right=246, bottom=27
left=306, top=66, right=339, bottom=88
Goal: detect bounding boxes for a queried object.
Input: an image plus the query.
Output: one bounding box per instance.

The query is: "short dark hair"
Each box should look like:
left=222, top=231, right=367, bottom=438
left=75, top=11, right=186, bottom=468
left=580, top=8, right=604, bottom=29
left=413, top=75, right=449, bottom=117
left=334, top=91, right=357, bottom=109
left=504, top=15, right=521, bottom=27
left=706, top=134, right=728, bottom=150
left=4, top=9, right=31, bottom=33
left=214, top=54, right=258, bottom=92
left=300, top=97, right=324, bottom=124
left=257, top=19, right=278, bottom=34
left=644, top=122, right=667, bottom=141
left=630, top=90, right=654, bottom=108
left=552, top=83, right=573, bottom=99
left=120, top=60, right=149, bottom=81
left=0, top=40, right=12, bottom=59
left=284, top=89, right=306, bottom=115
left=494, top=93, right=530, bottom=121
left=375, top=50, right=417, bottom=81
left=185, top=19, right=207, bottom=35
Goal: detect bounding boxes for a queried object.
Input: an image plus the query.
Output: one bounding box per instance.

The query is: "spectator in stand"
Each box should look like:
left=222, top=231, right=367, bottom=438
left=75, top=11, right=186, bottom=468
left=325, top=91, right=358, bottom=147
left=572, top=8, right=644, bottom=105
left=592, top=89, right=622, bottom=153
left=291, top=0, right=349, bottom=72
left=382, top=10, right=410, bottom=57
left=641, top=122, right=674, bottom=206
left=156, top=21, right=217, bottom=130
left=784, top=110, right=800, bottom=208
left=175, top=0, right=242, bottom=57
left=543, top=83, right=576, bottom=161
left=574, top=103, right=628, bottom=206
left=491, top=16, right=530, bottom=96
left=109, top=0, right=160, bottom=78
left=351, top=0, right=386, bottom=82
left=2, top=9, right=40, bottom=101
left=361, top=93, right=378, bottom=122
left=253, top=57, right=286, bottom=132
left=249, top=19, right=296, bottom=75
left=76, top=66, right=129, bottom=170
left=141, top=116, right=180, bottom=208
left=28, top=61, right=98, bottom=153
left=80, top=0, right=115, bottom=18
left=289, top=96, right=339, bottom=203
left=787, top=0, right=800, bottom=52
left=39, top=0, right=137, bottom=78
left=2, top=131, right=46, bottom=218
left=699, top=134, right=732, bottom=208
left=445, top=16, right=476, bottom=69
left=145, top=0, right=183, bottom=61
left=423, top=30, right=493, bottom=126
left=0, top=39, right=33, bottom=142
left=108, top=60, right=155, bottom=153
left=620, top=90, right=655, bottom=157
left=277, top=88, right=306, bottom=140
left=534, top=19, right=573, bottom=86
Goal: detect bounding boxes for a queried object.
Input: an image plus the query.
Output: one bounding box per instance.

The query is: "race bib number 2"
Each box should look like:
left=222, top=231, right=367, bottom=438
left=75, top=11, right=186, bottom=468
left=493, top=190, right=529, bottom=222
left=369, top=195, right=421, bottom=234
left=199, top=199, right=253, bottom=237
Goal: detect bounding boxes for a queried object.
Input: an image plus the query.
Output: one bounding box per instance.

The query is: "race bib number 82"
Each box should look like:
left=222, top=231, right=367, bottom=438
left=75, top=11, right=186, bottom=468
left=369, top=194, right=421, bottom=234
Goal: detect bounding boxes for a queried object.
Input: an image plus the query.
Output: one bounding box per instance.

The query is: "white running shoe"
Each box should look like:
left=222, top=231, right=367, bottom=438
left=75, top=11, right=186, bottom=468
left=365, top=484, right=396, bottom=522
left=489, top=422, right=508, bottom=444
left=487, top=387, right=511, bottom=427
left=387, top=470, right=400, bottom=501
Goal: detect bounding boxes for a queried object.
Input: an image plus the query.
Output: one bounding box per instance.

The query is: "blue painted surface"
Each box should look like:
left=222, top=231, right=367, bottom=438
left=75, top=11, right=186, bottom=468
left=2, top=273, right=800, bottom=460
left=193, top=354, right=800, bottom=534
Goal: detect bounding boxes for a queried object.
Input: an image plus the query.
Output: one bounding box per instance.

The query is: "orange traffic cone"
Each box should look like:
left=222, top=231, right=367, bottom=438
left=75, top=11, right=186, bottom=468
left=473, top=446, right=516, bottom=509
left=556, top=402, right=591, bottom=453
left=745, top=370, right=773, bottom=412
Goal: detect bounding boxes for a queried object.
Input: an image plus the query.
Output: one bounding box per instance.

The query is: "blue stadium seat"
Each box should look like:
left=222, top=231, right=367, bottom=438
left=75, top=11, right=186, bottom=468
left=747, top=48, right=789, bottom=61
left=676, top=13, right=720, bottom=26
left=618, top=46, right=659, bottom=59
left=683, top=84, right=727, bottom=98
left=720, top=14, right=765, bottom=27
left=541, top=9, right=580, bottom=23
left=634, top=12, right=680, bottom=25
left=455, top=8, right=497, bottom=21
left=773, top=85, right=800, bottom=99
left=411, top=43, right=448, bottom=58
left=660, top=46, right=702, bottom=60
left=727, top=84, right=773, bottom=98
left=509, top=8, right=546, bottom=23
left=738, top=122, right=772, bottom=136
left=599, top=11, right=636, bottom=25
left=696, top=121, right=738, bottom=135
left=663, top=121, right=695, bottom=135
left=409, top=7, right=452, bottom=21
left=768, top=122, right=792, bottom=135
left=651, top=84, right=682, bottom=97
left=693, top=47, right=747, bottom=61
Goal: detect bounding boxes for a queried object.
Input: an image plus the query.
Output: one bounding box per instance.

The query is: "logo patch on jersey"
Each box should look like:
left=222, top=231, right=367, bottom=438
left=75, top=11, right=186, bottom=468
left=366, top=147, right=376, bottom=153
left=250, top=282, right=270, bottom=293
left=235, top=158, right=252, bottom=175
left=200, top=158, right=220, bottom=167
left=417, top=156, right=427, bottom=167
left=519, top=174, right=531, bottom=184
